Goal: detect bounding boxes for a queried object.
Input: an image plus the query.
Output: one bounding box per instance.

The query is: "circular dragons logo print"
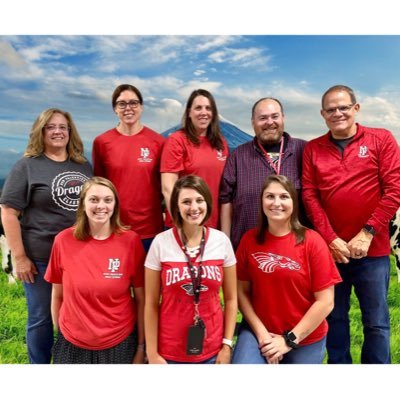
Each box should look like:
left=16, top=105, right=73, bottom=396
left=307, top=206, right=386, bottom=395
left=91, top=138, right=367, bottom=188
left=52, top=171, right=90, bottom=211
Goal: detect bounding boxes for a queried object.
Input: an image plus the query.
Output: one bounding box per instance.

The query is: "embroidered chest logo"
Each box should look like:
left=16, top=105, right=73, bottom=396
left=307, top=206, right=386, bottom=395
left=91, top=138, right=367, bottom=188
left=216, top=150, right=227, bottom=161
left=138, top=147, right=153, bottom=163
left=52, top=171, right=90, bottom=211
left=103, top=258, right=123, bottom=279
left=252, top=252, right=301, bottom=273
left=358, top=145, right=369, bottom=158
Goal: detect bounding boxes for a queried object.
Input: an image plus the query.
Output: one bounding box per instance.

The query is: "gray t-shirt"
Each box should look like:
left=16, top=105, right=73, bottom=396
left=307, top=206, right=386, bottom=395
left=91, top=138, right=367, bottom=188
left=0, top=155, right=93, bottom=261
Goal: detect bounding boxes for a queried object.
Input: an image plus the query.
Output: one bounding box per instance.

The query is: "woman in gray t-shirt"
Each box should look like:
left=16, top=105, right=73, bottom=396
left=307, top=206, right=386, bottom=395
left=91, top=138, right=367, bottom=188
left=0, top=108, right=93, bottom=363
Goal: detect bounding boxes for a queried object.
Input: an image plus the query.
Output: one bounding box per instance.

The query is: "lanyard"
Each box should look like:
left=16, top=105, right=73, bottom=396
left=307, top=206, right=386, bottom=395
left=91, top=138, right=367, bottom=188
left=181, top=228, right=206, bottom=307
left=257, top=136, right=285, bottom=175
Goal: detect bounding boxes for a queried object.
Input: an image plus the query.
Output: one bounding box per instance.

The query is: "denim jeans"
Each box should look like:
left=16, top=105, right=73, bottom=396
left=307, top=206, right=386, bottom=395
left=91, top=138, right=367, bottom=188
left=232, top=325, right=326, bottom=364
left=327, top=256, right=391, bottom=364
left=23, top=260, right=54, bottom=364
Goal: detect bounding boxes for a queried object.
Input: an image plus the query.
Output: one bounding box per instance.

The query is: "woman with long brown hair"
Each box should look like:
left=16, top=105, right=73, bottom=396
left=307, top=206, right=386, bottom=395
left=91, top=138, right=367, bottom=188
left=233, top=175, right=341, bottom=364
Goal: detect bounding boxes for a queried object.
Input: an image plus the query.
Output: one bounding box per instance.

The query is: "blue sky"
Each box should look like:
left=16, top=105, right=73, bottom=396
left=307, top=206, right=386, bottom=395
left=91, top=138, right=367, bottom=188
left=1, top=34, right=400, bottom=181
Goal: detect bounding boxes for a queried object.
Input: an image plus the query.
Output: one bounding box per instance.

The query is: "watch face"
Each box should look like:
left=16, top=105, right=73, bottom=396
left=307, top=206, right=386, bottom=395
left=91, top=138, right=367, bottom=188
left=288, top=331, right=296, bottom=341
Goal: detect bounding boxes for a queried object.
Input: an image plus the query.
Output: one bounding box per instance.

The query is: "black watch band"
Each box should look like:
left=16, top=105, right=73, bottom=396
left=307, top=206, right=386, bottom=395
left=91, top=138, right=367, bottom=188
left=363, top=224, right=376, bottom=236
left=283, top=330, right=299, bottom=349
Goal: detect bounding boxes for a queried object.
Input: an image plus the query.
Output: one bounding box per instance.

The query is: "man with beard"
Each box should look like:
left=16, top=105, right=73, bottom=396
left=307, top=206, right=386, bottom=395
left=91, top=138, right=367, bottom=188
left=220, top=97, right=307, bottom=250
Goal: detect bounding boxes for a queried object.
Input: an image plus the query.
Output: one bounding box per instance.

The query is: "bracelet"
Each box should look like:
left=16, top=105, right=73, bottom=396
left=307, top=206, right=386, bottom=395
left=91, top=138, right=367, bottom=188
left=137, top=343, right=146, bottom=352
left=222, top=338, right=233, bottom=349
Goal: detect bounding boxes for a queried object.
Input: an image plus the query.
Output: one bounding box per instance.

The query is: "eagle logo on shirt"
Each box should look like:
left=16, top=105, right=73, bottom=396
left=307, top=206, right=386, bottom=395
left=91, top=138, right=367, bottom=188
left=252, top=252, right=300, bottom=273
left=181, top=283, right=209, bottom=296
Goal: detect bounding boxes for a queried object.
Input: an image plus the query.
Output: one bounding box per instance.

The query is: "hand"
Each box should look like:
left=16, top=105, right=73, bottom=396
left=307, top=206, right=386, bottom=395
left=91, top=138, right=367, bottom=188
left=347, top=229, right=373, bottom=259
left=215, top=345, right=232, bottom=364
left=259, top=334, right=286, bottom=364
left=14, top=255, right=37, bottom=283
left=132, top=349, right=145, bottom=364
left=329, top=238, right=350, bottom=264
left=147, top=352, right=167, bottom=364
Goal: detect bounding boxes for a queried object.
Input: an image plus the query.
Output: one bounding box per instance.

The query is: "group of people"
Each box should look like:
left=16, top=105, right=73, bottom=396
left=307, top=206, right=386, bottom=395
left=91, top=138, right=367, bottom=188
left=0, top=83, right=399, bottom=365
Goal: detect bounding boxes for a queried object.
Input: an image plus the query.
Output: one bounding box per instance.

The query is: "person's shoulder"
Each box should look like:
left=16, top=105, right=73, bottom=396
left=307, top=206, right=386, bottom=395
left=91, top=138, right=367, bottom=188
left=231, top=139, right=255, bottom=154
left=95, top=127, right=118, bottom=140
left=303, top=228, right=326, bottom=245
left=359, top=125, right=395, bottom=141
left=142, top=126, right=166, bottom=142
left=55, top=226, right=75, bottom=241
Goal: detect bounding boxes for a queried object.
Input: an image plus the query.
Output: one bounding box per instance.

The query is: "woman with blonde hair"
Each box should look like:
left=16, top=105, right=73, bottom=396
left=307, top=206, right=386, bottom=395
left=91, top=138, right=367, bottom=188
left=45, top=177, right=145, bottom=363
left=0, top=108, right=92, bottom=363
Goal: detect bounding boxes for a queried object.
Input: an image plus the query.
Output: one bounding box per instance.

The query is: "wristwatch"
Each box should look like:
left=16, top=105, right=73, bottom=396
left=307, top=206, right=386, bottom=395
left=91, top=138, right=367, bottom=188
left=283, top=330, right=299, bottom=349
left=363, top=224, right=376, bottom=236
left=222, top=338, right=233, bottom=349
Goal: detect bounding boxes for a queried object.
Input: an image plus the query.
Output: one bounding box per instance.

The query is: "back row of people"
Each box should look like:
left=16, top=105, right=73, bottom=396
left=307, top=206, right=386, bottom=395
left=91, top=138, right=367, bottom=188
left=0, top=84, right=399, bottom=364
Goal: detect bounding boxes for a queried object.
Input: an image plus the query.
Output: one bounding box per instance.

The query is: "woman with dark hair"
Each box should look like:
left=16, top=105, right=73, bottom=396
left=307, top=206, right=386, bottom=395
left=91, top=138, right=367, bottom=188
left=161, top=89, right=228, bottom=229
left=232, top=175, right=341, bottom=364
left=145, top=175, right=237, bottom=364
left=45, top=177, right=145, bottom=364
left=0, top=108, right=92, bottom=363
left=92, top=84, right=165, bottom=251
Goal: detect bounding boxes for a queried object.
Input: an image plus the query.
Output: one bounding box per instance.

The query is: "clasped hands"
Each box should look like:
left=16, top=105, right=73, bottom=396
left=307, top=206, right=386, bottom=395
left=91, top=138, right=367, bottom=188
left=329, top=229, right=373, bottom=264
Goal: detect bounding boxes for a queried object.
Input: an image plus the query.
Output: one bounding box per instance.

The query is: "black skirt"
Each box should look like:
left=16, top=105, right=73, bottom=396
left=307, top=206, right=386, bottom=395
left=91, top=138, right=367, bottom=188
left=52, top=329, right=137, bottom=364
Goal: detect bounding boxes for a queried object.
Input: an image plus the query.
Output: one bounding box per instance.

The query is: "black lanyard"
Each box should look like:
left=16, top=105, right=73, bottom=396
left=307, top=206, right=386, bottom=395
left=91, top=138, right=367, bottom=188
left=181, top=228, right=206, bottom=306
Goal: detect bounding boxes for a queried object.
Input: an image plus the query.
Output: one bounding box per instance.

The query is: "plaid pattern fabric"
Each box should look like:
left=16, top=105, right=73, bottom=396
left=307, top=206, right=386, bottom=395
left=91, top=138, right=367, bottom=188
left=219, top=133, right=307, bottom=249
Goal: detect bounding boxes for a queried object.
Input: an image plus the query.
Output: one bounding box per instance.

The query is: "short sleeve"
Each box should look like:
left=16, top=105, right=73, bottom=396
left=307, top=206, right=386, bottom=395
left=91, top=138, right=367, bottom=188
left=160, top=133, right=186, bottom=173
left=222, top=233, right=236, bottom=267
left=306, top=230, right=342, bottom=292
left=235, top=232, right=251, bottom=281
left=44, top=234, right=63, bottom=284
left=0, top=159, right=30, bottom=211
left=144, top=234, right=162, bottom=271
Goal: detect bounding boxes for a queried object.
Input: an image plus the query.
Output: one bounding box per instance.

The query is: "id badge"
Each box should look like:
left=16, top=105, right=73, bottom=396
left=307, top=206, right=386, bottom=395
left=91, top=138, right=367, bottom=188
left=186, top=324, right=205, bottom=355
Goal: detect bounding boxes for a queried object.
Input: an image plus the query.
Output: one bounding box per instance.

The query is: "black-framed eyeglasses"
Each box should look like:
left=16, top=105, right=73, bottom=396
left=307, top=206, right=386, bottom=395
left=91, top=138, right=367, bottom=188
left=323, top=104, right=355, bottom=116
left=115, top=100, right=141, bottom=110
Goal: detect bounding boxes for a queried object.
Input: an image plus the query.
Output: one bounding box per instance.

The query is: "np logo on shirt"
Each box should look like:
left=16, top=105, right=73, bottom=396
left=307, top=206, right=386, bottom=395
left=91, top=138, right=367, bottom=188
left=138, top=147, right=153, bottom=163
left=216, top=150, right=227, bottom=161
left=252, top=252, right=300, bottom=273
left=358, top=146, right=369, bottom=158
left=103, top=258, right=123, bottom=279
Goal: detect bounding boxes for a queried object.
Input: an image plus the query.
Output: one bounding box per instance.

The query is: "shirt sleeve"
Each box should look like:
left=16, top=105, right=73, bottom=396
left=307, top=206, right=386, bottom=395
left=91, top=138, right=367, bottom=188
left=367, top=130, right=400, bottom=233
left=235, top=232, right=251, bottom=281
left=222, top=233, right=237, bottom=267
left=306, top=230, right=342, bottom=292
left=92, top=136, right=106, bottom=177
left=219, top=150, right=237, bottom=204
left=0, top=159, right=29, bottom=211
left=144, top=234, right=162, bottom=271
left=44, top=234, right=63, bottom=284
left=301, top=143, right=338, bottom=244
left=160, top=133, right=186, bottom=173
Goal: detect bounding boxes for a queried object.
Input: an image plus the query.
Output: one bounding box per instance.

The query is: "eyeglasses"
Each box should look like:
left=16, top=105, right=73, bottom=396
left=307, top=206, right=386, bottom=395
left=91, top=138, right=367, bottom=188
left=323, top=104, right=355, bottom=116
left=44, top=124, right=70, bottom=132
left=115, top=100, right=141, bottom=110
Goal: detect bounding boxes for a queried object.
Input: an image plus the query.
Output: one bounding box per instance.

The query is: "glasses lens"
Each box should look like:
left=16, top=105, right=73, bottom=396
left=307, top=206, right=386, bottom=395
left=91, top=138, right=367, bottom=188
left=116, top=100, right=140, bottom=109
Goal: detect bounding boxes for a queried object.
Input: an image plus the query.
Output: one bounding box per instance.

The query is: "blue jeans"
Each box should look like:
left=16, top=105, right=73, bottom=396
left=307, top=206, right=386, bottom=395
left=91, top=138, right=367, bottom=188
left=327, top=256, right=391, bottom=364
left=23, top=260, right=54, bottom=364
left=232, top=325, right=326, bottom=364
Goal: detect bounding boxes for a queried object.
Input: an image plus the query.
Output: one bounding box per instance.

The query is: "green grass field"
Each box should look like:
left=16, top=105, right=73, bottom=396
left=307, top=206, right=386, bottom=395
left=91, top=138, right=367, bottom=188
left=0, top=253, right=399, bottom=363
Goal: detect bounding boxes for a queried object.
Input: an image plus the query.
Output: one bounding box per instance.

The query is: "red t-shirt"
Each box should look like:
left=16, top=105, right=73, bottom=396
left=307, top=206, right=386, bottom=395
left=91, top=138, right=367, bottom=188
left=45, top=228, right=145, bottom=350
left=160, top=130, right=229, bottom=229
left=236, top=228, right=342, bottom=345
left=145, top=227, right=236, bottom=362
left=92, top=126, right=165, bottom=239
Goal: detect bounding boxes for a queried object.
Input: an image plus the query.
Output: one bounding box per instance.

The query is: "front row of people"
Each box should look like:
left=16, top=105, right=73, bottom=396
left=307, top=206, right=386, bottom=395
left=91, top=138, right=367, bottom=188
left=44, top=174, right=341, bottom=364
